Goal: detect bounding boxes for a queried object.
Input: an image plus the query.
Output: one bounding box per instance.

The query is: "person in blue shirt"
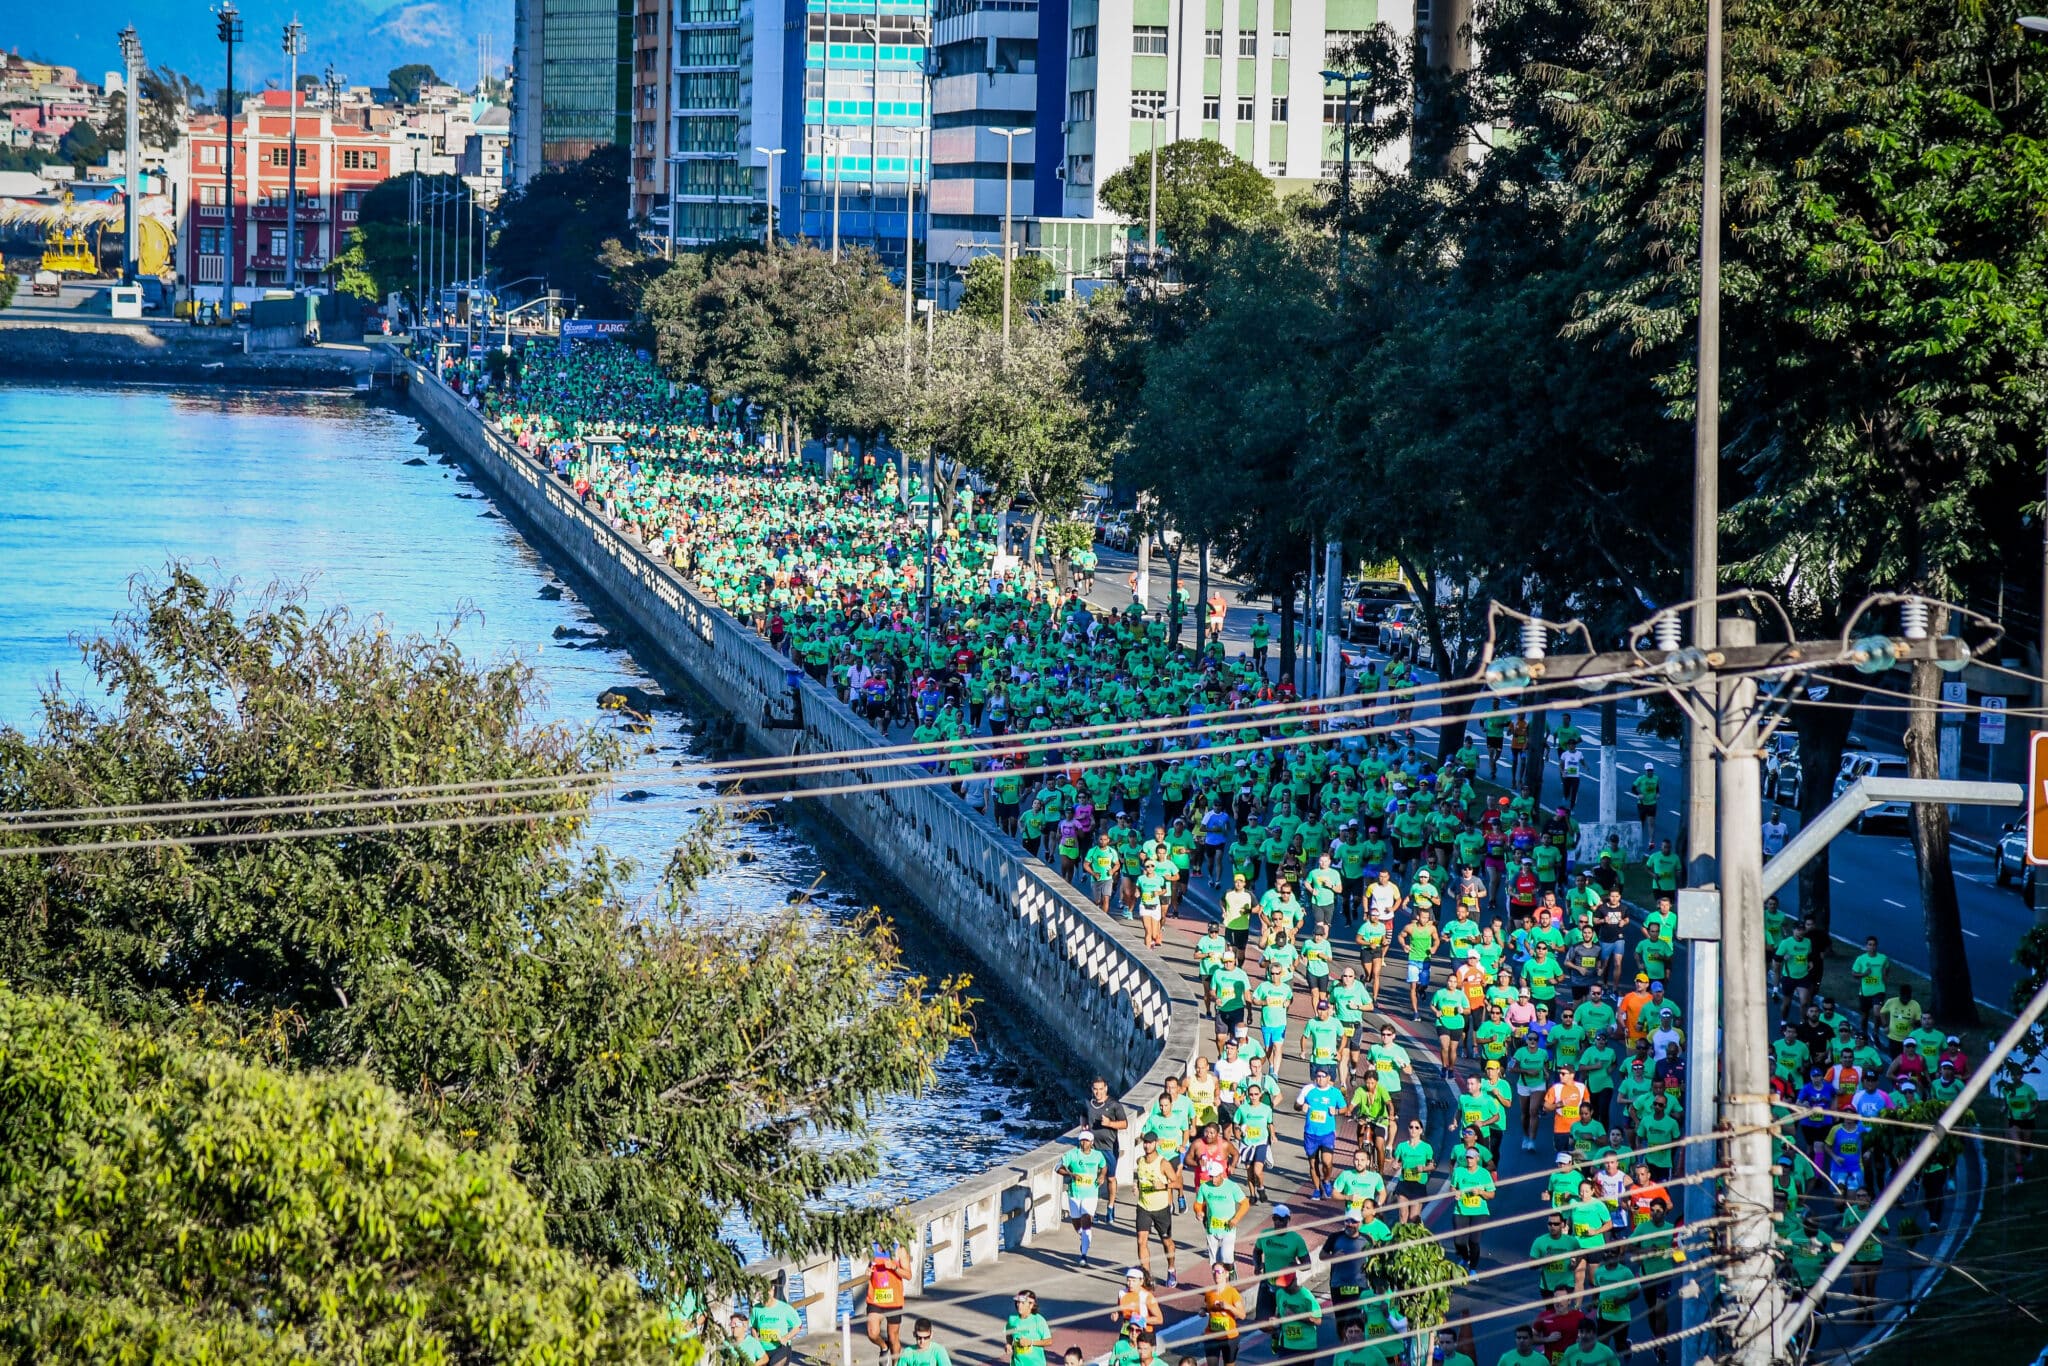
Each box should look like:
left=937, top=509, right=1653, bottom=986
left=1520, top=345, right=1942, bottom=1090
left=1297, top=1066, right=1347, bottom=1199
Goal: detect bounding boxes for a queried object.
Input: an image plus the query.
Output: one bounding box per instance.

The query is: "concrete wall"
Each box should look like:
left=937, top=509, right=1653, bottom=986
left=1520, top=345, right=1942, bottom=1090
left=0, top=321, right=372, bottom=387
left=408, top=366, right=1200, bottom=1306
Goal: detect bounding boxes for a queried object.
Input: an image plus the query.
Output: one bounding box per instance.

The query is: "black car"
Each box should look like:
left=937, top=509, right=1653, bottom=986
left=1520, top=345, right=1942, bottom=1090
left=1346, top=580, right=1413, bottom=641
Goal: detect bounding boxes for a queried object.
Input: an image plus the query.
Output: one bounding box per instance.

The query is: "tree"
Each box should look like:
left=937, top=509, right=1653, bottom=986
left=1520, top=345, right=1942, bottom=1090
left=958, top=252, right=1057, bottom=325
left=57, top=121, right=110, bottom=174
left=1552, top=0, right=2048, bottom=1018
left=491, top=146, right=634, bottom=314
left=386, top=63, right=443, bottom=104
left=1098, top=140, right=1278, bottom=267
left=0, top=567, right=970, bottom=1296
left=101, top=66, right=193, bottom=152
left=331, top=172, right=470, bottom=304
left=0, top=984, right=672, bottom=1364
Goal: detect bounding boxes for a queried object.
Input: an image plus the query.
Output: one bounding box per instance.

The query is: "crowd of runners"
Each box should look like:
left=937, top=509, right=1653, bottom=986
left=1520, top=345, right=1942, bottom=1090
left=447, top=344, right=2037, bottom=1366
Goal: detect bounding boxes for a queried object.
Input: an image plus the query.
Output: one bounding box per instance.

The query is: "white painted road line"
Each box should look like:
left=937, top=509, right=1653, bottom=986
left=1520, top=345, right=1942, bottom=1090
left=1831, top=875, right=1846, bottom=884
left=1883, top=898, right=1906, bottom=908
left=1964, top=928, right=1982, bottom=939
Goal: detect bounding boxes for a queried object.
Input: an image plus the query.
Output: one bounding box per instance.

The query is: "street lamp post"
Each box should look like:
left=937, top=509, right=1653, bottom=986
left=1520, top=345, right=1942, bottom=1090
left=283, top=20, right=305, bottom=291
left=1685, top=0, right=1726, bottom=887
left=1144, top=103, right=1179, bottom=281
left=827, top=134, right=844, bottom=262
left=216, top=2, right=242, bottom=321
left=1320, top=69, right=1360, bottom=290
left=898, top=126, right=918, bottom=383
left=755, top=145, right=786, bottom=244
left=118, top=27, right=144, bottom=286
left=992, top=126, right=1031, bottom=358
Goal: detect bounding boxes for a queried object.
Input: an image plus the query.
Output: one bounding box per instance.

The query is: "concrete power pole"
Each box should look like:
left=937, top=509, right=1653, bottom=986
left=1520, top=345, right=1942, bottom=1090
left=1322, top=539, right=1344, bottom=698
left=1713, top=616, right=1783, bottom=1366
left=284, top=20, right=305, bottom=291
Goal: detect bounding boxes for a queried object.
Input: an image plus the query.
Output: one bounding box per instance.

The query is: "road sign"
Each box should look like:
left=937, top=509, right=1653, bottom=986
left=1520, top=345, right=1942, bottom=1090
left=2030, top=732, right=2048, bottom=865
left=1979, top=695, right=2008, bottom=746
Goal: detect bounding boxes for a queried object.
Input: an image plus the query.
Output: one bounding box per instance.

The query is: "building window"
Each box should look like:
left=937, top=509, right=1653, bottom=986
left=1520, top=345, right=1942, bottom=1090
left=1323, top=95, right=1356, bottom=123
left=1131, top=89, right=1168, bottom=118
left=1238, top=31, right=1258, bottom=55
left=1237, top=95, right=1255, bottom=119
left=199, top=143, right=220, bottom=166
left=1273, top=33, right=1291, bottom=56
left=342, top=190, right=363, bottom=210
left=1272, top=96, right=1289, bottom=120
left=1070, top=24, right=1095, bottom=57
left=1204, top=28, right=1223, bottom=55
left=269, top=146, right=307, bottom=167
left=198, top=227, right=221, bottom=254
left=1267, top=159, right=1285, bottom=174
left=1132, top=24, right=1168, bottom=54
left=1202, top=94, right=1221, bottom=119
left=269, top=229, right=288, bottom=255
left=1065, top=152, right=1093, bottom=184
left=1067, top=89, right=1095, bottom=121
left=1324, top=29, right=1365, bottom=59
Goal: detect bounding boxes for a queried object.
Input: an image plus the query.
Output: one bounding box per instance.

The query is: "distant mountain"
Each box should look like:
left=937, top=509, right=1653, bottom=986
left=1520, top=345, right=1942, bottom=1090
left=8, top=0, right=511, bottom=102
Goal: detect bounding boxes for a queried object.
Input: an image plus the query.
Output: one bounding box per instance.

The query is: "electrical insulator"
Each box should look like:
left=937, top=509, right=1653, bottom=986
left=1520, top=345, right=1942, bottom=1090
left=1521, top=618, right=1547, bottom=661
left=1653, top=612, right=1682, bottom=653
left=1900, top=598, right=1930, bottom=641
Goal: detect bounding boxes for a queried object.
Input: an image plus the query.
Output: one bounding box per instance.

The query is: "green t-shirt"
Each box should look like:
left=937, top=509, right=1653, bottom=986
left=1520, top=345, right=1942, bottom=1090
left=1450, top=1163, right=1495, bottom=1215
left=1394, top=1139, right=1436, bottom=1185
left=1304, top=1016, right=1346, bottom=1066
left=900, top=1344, right=954, bottom=1366
left=1006, top=1313, right=1052, bottom=1366
left=1235, top=1099, right=1275, bottom=1146
left=1531, top=1233, right=1583, bottom=1291
left=752, top=1301, right=803, bottom=1348
left=1850, top=952, right=1889, bottom=998
left=1592, top=1262, right=1637, bottom=1321
left=1196, top=1178, right=1247, bottom=1234
left=1061, top=1145, right=1108, bottom=1199
left=1213, top=968, right=1252, bottom=1012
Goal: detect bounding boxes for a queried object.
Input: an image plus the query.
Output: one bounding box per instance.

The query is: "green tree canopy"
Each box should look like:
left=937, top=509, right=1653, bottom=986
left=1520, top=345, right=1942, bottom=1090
left=0, top=567, right=970, bottom=1296
left=0, top=984, right=673, bottom=1364
left=1098, top=140, right=1277, bottom=265
left=958, top=252, right=1057, bottom=325
left=386, top=63, right=443, bottom=104
left=492, top=146, right=635, bottom=315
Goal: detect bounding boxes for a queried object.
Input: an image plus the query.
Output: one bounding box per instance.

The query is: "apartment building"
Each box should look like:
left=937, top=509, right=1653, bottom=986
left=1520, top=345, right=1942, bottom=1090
left=926, top=0, right=1035, bottom=269
left=667, top=0, right=751, bottom=243
left=511, top=0, right=635, bottom=186
left=632, top=0, right=676, bottom=220
left=181, top=91, right=403, bottom=300
left=1046, top=0, right=1409, bottom=221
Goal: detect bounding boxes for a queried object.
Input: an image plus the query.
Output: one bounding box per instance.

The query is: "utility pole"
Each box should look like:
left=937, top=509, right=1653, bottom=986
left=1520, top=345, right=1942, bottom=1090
left=283, top=19, right=305, bottom=291
left=901, top=127, right=916, bottom=384
left=217, top=2, right=242, bottom=321
left=119, top=27, right=144, bottom=286
left=994, top=127, right=1030, bottom=359
left=1322, top=539, right=1344, bottom=697
left=1685, top=0, right=1727, bottom=888
left=1713, top=616, right=1780, bottom=1366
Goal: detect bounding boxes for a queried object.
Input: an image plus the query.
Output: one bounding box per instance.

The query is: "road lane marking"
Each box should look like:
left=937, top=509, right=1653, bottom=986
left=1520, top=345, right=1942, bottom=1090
left=1883, top=898, right=1906, bottom=908
left=1831, top=875, right=1846, bottom=884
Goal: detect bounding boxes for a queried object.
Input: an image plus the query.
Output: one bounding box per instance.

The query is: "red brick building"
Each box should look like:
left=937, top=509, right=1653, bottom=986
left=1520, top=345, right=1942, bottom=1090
left=183, top=91, right=405, bottom=299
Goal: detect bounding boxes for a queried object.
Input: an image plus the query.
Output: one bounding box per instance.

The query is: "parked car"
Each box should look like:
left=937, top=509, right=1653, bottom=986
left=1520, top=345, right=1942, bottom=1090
left=1377, top=603, right=1421, bottom=656
left=1100, top=512, right=1134, bottom=550
left=1997, top=823, right=2037, bottom=895
left=1344, top=579, right=1414, bottom=641
left=1833, top=751, right=1911, bottom=832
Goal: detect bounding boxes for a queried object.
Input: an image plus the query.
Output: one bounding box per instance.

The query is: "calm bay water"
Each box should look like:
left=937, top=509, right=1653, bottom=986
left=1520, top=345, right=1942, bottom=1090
left=0, top=380, right=1063, bottom=1236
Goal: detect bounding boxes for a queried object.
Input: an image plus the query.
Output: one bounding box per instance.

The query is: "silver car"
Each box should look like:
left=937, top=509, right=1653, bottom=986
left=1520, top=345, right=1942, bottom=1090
left=1833, top=752, right=1911, bottom=833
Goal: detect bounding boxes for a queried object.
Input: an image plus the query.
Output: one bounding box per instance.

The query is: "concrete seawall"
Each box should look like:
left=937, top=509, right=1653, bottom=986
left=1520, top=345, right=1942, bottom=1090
left=405, top=367, right=1200, bottom=1308
left=0, top=321, right=373, bottom=388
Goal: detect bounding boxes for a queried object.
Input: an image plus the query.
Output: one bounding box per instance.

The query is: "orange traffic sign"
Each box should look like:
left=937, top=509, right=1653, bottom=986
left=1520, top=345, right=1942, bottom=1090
left=2031, top=731, right=2048, bottom=865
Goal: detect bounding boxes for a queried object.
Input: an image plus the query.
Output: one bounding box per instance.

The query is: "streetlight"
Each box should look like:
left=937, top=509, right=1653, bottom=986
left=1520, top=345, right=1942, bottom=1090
left=894, top=125, right=920, bottom=383
left=215, top=2, right=242, bottom=320
left=991, top=126, right=1031, bottom=357
left=283, top=20, right=305, bottom=290
left=118, top=26, right=144, bottom=286
left=1143, top=101, right=1179, bottom=281
left=755, top=145, right=786, bottom=245
left=825, top=134, right=845, bottom=262
left=1685, top=0, right=1726, bottom=886
left=1320, top=70, right=1362, bottom=291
